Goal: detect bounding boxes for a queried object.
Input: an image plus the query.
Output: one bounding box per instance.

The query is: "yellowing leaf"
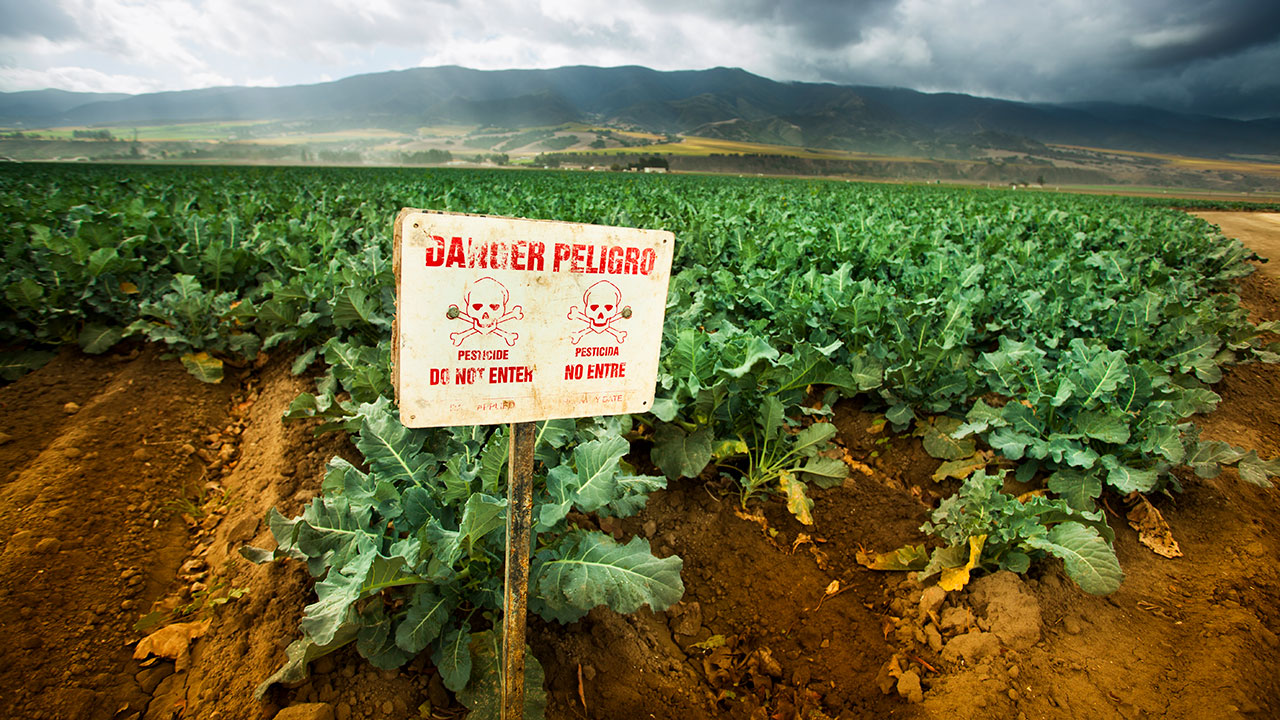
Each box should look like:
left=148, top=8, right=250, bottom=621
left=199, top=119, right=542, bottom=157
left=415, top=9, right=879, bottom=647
left=938, top=535, right=987, bottom=592
left=1016, top=489, right=1047, bottom=503
left=779, top=471, right=814, bottom=525
left=855, top=544, right=929, bottom=571
left=119, top=281, right=139, bottom=294
left=691, top=634, right=726, bottom=651
left=823, top=580, right=840, bottom=596
left=711, top=438, right=749, bottom=461
left=181, top=352, right=224, bottom=383
left=931, top=452, right=990, bottom=483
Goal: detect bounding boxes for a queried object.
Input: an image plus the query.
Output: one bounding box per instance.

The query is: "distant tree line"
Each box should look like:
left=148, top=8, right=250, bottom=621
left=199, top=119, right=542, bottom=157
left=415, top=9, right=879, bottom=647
left=400, top=149, right=453, bottom=164
left=627, top=155, right=669, bottom=170
left=72, top=129, right=117, bottom=141
left=531, top=153, right=671, bottom=171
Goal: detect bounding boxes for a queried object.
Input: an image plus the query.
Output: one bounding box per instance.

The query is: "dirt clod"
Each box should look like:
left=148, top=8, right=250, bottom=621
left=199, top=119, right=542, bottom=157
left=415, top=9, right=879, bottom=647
left=941, top=631, right=1000, bottom=665
left=896, top=670, right=924, bottom=703
left=919, top=585, right=946, bottom=616
left=968, top=571, right=1042, bottom=649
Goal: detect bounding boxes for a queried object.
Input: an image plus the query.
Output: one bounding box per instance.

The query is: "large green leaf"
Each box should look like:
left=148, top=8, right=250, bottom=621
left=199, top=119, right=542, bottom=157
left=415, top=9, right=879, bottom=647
left=668, top=328, right=715, bottom=392
left=394, top=586, right=454, bottom=654
left=253, top=624, right=358, bottom=700
left=1047, top=469, right=1102, bottom=511
left=716, top=334, right=779, bottom=378
left=534, top=531, right=684, bottom=616
left=180, top=352, right=223, bottom=383
left=798, top=456, right=849, bottom=488
left=1064, top=340, right=1130, bottom=407
left=456, top=630, right=546, bottom=720
left=533, top=418, right=576, bottom=465
left=562, top=434, right=629, bottom=512
left=357, top=612, right=415, bottom=669
left=78, top=324, right=123, bottom=354
left=1237, top=451, right=1280, bottom=487
left=333, top=287, right=385, bottom=329
left=1074, top=410, right=1131, bottom=444
left=5, top=277, right=44, bottom=308
left=1028, top=522, right=1123, bottom=595
left=353, top=396, right=432, bottom=486
left=763, top=344, right=860, bottom=394
left=301, top=553, right=421, bottom=645
left=606, top=474, right=668, bottom=517
left=456, top=493, right=507, bottom=550
left=916, top=416, right=976, bottom=460
left=0, top=350, right=56, bottom=381
left=650, top=423, right=712, bottom=479
left=269, top=496, right=380, bottom=576
left=432, top=623, right=473, bottom=692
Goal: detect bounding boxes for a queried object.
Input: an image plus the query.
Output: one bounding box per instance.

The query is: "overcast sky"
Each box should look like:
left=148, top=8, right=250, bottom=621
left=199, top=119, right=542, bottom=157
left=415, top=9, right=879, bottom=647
left=1, top=0, right=1278, bottom=118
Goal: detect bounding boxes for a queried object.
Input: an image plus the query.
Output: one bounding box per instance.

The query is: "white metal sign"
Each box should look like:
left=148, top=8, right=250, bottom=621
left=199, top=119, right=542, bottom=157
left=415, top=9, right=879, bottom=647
left=393, top=209, right=675, bottom=427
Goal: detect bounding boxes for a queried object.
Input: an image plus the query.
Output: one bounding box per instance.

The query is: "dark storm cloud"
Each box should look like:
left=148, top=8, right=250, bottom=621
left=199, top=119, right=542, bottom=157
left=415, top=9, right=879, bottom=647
left=0, top=0, right=79, bottom=40
left=2, top=0, right=1278, bottom=118
left=750, top=0, right=1280, bottom=118
left=1128, top=0, right=1280, bottom=68
left=705, top=0, right=900, bottom=49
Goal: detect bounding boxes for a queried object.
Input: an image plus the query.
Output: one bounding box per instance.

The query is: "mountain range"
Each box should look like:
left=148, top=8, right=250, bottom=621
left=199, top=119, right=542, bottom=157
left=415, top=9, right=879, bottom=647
left=2, top=65, right=1278, bottom=159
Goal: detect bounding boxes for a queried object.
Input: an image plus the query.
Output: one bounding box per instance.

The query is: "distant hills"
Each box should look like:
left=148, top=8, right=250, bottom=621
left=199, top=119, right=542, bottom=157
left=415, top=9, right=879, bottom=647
left=2, top=65, right=1278, bottom=159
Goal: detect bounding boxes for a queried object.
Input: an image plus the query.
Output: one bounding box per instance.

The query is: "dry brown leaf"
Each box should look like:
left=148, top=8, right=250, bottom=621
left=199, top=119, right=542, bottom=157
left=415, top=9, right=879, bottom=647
left=1126, top=496, right=1182, bottom=558
left=791, top=533, right=813, bottom=553
left=809, top=545, right=831, bottom=570
left=930, top=451, right=991, bottom=483
left=133, top=619, right=210, bottom=671
left=813, top=579, right=845, bottom=610
left=732, top=508, right=767, bottom=528
left=840, top=448, right=877, bottom=478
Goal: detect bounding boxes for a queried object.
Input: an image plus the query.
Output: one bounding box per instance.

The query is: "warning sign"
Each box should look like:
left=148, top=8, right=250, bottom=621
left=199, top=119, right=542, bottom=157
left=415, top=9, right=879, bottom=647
left=393, top=209, right=675, bottom=428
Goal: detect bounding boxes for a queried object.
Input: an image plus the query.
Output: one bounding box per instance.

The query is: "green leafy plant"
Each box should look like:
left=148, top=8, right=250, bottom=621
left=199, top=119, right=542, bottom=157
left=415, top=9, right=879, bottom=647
left=913, top=469, right=1123, bottom=595
left=648, top=328, right=875, bottom=523
left=4, top=162, right=1278, bottom=622
left=243, top=398, right=683, bottom=711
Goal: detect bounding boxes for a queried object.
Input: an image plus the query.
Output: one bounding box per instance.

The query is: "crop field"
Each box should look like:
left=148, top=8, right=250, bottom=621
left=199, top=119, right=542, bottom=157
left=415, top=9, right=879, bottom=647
left=573, top=136, right=878, bottom=160
left=1052, top=145, right=1280, bottom=180
left=1, top=163, right=1278, bottom=720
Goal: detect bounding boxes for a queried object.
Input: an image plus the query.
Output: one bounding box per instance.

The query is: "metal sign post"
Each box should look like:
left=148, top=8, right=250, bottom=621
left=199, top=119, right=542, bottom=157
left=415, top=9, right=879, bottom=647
left=502, top=421, right=535, bottom=719
left=392, top=209, right=674, bottom=719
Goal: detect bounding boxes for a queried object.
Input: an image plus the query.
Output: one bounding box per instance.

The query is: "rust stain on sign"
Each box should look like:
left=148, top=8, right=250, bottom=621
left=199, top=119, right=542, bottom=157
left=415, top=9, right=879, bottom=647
left=393, top=209, right=675, bottom=428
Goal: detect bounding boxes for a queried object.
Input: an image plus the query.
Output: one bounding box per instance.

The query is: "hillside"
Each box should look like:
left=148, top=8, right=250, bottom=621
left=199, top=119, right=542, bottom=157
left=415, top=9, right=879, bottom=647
left=3, top=66, right=1278, bottom=159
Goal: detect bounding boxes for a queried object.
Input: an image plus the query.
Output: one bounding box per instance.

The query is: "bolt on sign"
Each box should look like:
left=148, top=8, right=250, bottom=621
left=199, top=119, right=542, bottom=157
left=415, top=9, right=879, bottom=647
left=393, top=209, right=675, bottom=428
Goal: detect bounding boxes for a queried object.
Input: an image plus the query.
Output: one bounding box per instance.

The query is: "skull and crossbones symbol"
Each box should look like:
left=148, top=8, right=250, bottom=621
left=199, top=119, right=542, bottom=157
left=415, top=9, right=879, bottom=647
left=447, top=277, right=523, bottom=346
left=567, top=280, right=631, bottom=344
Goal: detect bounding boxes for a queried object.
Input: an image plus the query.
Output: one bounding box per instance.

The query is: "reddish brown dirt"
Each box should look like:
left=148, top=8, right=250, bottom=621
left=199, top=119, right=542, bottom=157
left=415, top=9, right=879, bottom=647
left=0, top=213, right=1277, bottom=720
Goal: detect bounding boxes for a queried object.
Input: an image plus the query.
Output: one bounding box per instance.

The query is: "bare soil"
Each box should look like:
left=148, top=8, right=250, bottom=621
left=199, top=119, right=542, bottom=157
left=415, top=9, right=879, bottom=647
left=1, top=214, right=1278, bottom=720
